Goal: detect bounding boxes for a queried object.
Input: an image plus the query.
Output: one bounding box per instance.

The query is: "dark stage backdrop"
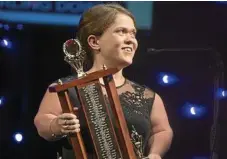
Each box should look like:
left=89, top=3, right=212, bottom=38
left=0, top=2, right=227, bottom=159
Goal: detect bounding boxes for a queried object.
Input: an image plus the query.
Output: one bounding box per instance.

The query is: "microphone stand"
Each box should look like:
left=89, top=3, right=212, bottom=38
left=147, top=47, right=225, bottom=159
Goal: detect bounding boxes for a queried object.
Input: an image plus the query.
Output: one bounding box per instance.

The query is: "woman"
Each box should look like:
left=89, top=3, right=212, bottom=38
left=34, top=3, right=173, bottom=159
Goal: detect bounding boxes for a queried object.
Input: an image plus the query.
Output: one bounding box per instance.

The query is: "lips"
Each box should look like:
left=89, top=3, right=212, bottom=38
left=122, top=47, right=132, bottom=52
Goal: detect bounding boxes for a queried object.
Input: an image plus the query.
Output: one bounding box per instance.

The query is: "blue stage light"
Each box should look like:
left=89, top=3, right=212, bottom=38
left=181, top=102, right=207, bottom=119
left=0, top=96, right=5, bottom=107
left=13, top=132, right=23, bottom=143
left=3, top=39, right=8, bottom=46
left=1, top=38, right=12, bottom=48
left=216, top=88, right=227, bottom=99
left=157, top=72, right=179, bottom=86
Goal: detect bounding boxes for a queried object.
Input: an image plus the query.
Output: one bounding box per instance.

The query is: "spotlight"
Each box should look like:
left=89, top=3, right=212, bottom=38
left=216, top=88, right=227, bottom=99
left=1, top=38, right=12, bottom=48
left=13, top=132, right=23, bottom=143
left=157, top=72, right=179, bottom=86
left=181, top=102, right=207, bottom=119
left=0, top=96, right=5, bottom=107
left=3, top=39, right=8, bottom=46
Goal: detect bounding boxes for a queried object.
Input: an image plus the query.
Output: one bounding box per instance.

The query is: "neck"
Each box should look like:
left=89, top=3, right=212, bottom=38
left=86, top=65, right=125, bottom=87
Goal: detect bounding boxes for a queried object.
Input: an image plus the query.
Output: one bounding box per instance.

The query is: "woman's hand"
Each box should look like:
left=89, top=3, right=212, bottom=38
left=147, top=153, right=162, bottom=159
left=56, top=113, right=80, bottom=134
left=50, top=108, right=80, bottom=136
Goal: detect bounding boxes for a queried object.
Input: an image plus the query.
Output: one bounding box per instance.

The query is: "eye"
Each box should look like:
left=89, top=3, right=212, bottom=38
left=116, top=28, right=127, bottom=35
left=131, top=31, right=137, bottom=37
left=133, top=31, right=137, bottom=35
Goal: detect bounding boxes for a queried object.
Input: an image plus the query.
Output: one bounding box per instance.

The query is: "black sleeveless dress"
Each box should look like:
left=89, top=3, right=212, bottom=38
left=57, top=75, right=155, bottom=159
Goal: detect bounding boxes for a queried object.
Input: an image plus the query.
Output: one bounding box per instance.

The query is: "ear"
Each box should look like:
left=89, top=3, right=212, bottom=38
left=87, top=35, right=100, bottom=52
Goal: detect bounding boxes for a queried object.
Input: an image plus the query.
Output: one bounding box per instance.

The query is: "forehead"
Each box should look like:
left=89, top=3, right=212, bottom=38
left=110, top=13, right=136, bottom=30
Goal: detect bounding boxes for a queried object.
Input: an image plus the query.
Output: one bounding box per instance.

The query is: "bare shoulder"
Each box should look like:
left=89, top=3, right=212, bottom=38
left=151, top=93, right=166, bottom=116
left=37, top=82, right=63, bottom=116
left=153, top=93, right=164, bottom=106
left=150, top=93, right=172, bottom=133
left=37, top=75, right=77, bottom=115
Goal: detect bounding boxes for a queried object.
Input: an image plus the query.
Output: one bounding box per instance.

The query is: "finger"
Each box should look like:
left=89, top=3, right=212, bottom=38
left=62, top=124, right=80, bottom=130
left=59, top=113, right=77, bottom=120
left=75, top=128, right=80, bottom=133
left=58, top=118, right=77, bottom=126
left=58, top=119, right=66, bottom=125
left=68, top=128, right=80, bottom=133
left=63, top=119, right=79, bottom=125
left=61, top=128, right=80, bottom=135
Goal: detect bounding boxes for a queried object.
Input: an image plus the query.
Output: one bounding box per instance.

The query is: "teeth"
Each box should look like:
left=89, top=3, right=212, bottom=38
left=124, top=48, right=131, bottom=52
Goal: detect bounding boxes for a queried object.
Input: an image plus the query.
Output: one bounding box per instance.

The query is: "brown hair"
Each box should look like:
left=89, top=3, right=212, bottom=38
left=76, top=3, right=136, bottom=70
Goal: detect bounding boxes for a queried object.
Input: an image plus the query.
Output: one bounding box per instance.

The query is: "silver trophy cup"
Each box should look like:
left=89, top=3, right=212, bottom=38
left=63, top=39, right=87, bottom=78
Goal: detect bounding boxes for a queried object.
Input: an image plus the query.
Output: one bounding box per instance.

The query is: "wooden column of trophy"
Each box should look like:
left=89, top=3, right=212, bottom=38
left=48, top=39, right=138, bottom=159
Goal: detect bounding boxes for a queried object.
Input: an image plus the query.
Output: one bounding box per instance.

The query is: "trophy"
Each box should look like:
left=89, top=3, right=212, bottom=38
left=49, top=39, right=143, bottom=159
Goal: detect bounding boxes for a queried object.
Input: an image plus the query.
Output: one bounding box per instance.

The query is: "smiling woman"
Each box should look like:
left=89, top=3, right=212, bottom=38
left=34, top=3, right=173, bottom=159
left=84, top=13, right=138, bottom=71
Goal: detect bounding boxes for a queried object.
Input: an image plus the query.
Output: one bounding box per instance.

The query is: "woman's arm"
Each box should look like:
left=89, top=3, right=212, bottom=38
left=34, top=84, right=64, bottom=141
left=148, top=93, right=173, bottom=158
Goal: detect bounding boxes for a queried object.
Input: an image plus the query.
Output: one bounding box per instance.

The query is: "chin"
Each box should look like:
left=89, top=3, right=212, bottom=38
left=125, top=56, right=134, bottom=64
left=126, top=60, right=133, bottom=65
left=119, top=59, right=133, bottom=68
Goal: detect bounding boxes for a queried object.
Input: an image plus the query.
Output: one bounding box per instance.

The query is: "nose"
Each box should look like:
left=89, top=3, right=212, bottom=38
left=124, top=34, right=137, bottom=49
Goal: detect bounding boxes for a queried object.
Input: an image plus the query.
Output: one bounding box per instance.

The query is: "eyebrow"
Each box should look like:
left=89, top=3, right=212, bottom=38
left=115, top=26, right=137, bottom=32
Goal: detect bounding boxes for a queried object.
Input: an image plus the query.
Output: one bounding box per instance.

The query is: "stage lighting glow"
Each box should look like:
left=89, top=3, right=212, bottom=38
left=216, top=88, right=227, bottom=99
left=157, top=72, right=179, bottom=86
left=181, top=102, right=207, bottom=119
left=1, top=38, right=11, bottom=48
left=14, top=133, right=23, bottom=143
left=190, top=107, right=196, bottom=115
left=0, top=96, right=5, bottom=107
left=222, top=90, right=225, bottom=97
left=3, top=39, right=8, bottom=46
left=16, top=24, right=23, bottom=30
left=162, top=75, right=169, bottom=84
left=3, top=24, right=9, bottom=31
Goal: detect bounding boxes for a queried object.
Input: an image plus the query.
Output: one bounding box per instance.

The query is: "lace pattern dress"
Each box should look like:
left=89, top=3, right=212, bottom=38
left=57, top=75, right=155, bottom=159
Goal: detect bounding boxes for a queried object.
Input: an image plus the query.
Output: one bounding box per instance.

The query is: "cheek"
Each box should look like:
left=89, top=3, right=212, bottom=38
left=109, top=40, right=122, bottom=52
left=100, top=36, right=123, bottom=54
left=134, top=40, right=138, bottom=50
left=111, top=35, right=124, bottom=45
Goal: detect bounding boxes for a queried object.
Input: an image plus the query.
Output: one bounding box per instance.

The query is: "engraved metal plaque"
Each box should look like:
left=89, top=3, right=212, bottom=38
left=78, top=82, right=122, bottom=159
